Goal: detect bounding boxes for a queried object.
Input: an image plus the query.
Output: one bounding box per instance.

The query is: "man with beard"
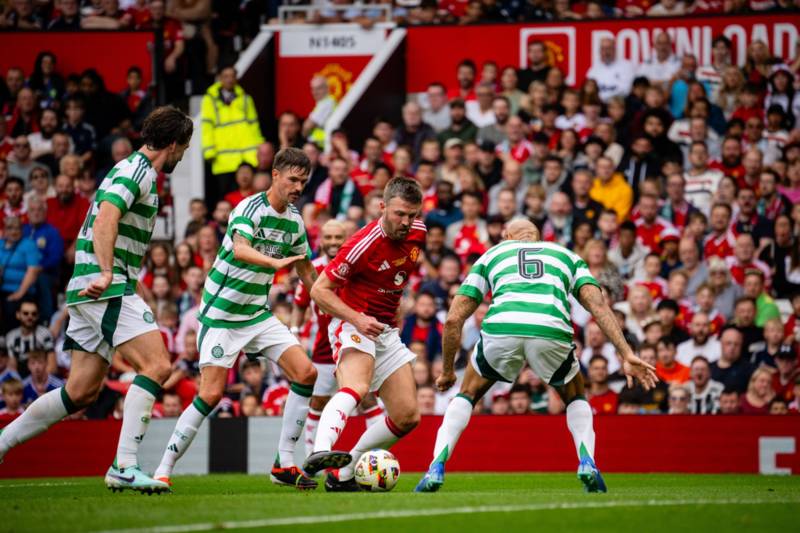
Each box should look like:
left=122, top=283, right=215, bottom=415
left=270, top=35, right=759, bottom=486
left=726, top=233, right=771, bottom=287
left=28, top=109, right=62, bottom=160
left=618, top=137, right=656, bottom=203
left=437, top=99, right=478, bottom=145
left=477, top=96, right=510, bottom=146
left=426, top=180, right=462, bottom=228
left=683, top=142, right=724, bottom=218
left=569, top=169, right=604, bottom=229
left=447, top=60, right=477, bottom=101
left=709, top=137, right=745, bottom=181
left=757, top=169, right=791, bottom=221
left=475, top=140, right=502, bottom=190
left=291, top=220, right=384, bottom=458
left=634, top=194, right=674, bottom=253
left=0, top=107, right=192, bottom=493
left=731, top=187, right=773, bottom=250
left=315, top=157, right=364, bottom=221
left=738, top=148, right=763, bottom=193
left=155, top=148, right=321, bottom=489
left=641, top=110, right=682, bottom=168
left=1, top=177, right=28, bottom=232
left=393, top=102, right=436, bottom=162
left=46, top=174, right=90, bottom=263
left=35, top=132, right=71, bottom=178
left=542, top=191, right=572, bottom=245
left=517, top=41, right=551, bottom=92
left=676, top=312, right=722, bottom=366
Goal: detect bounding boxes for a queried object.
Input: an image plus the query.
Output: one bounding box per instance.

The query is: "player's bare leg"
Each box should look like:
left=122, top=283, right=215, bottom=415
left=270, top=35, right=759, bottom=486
left=327, top=363, right=419, bottom=491
left=105, top=331, right=172, bottom=494
left=303, top=348, right=373, bottom=475
left=415, top=364, right=494, bottom=493
left=270, top=346, right=318, bottom=489
left=0, top=352, right=106, bottom=462
left=555, top=372, right=606, bottom=493
left=154, top=365, right=227, bottom=485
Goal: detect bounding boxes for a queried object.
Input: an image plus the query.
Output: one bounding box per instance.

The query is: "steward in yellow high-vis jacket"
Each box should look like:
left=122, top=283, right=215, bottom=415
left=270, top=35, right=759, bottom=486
left=201, top=68, right=264, bottom=179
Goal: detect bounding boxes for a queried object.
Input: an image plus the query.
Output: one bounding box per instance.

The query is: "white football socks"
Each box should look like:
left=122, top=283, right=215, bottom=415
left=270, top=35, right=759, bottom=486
left=304, top=408, right=322, bottom=458
left=155, top=396, right=212, bottom=478
left=431, top=394, right=473, bottom=465
left=312, top=388, right=361, bottom=452
left=115, top=375, right=161, bottom=469
left=566, top=399, right=595, bottom=460
left=277, top=384, right=312, bottom=467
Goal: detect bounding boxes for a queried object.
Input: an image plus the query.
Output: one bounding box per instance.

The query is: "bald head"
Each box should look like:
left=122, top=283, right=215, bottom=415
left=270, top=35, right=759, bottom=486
left=503, top=219, right=540, bottom=242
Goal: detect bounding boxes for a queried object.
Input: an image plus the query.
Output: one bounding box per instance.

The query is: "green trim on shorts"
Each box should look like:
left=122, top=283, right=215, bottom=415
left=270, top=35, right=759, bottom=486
left=290, top=382, right=313, bottom=398
left=62, top=333, right=89, bottom=353
left=100, top=297, right=123, bottom=346
left=548, top=346, right=576, bottom=386
left=132, top=374, right=162, bottom=397
left=474, top=338, right=511, bottom=383
left=193, top=396, right=214, bottom=416
left=455, top=393, right=475, bottom=406
left=197, top=325, right=210, bottom=351
left=60, top=387, right=80, bottom=414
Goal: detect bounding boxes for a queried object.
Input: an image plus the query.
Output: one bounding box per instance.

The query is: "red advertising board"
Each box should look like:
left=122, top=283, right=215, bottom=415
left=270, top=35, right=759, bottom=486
left=405, top=14, right=800, bottom=92
left=2, top=416, right=798, bottom=478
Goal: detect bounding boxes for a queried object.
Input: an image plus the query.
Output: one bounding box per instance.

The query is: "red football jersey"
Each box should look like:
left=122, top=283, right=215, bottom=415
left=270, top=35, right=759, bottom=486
left=703, top=231, right=736, bottom=259
left=294, top=255, right=334, bottom=364
left=725, top=256, right=771, bottom=286
left=325, top=218, right=427, bottom=327
left=635, top=217, right=674, bottom=254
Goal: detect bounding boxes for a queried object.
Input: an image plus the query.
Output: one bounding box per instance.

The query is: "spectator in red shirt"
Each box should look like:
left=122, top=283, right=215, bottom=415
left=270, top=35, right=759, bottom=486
left=656, top=336, right=690, bottom=384
left=784, top=292, right=800, bottom=344
left=725, top=233, right=771, bottom=287
left=1, top=177, right=29, bottom=232
left=80, top=0, right=133, bottom=28
left=46, top=174, right=89, bottom=264
left=772, top=350, right=799, bottom=403
left=740, top=367, right=774, bottom=414
left=447, top=59, right=477, bottom=101
left=446, top=191, right=488, bottom=261
left=400, top=291, right=443, bottom=362
left=634, top=194, right=674, bottom=253
left=587, top=355, right=619, bottom=415
left=731, top=83, right=764, bottom=124
left=709, top=137, right=745, bottom=181
left=223, top=163, right=256, bottom=208
left=703, top=203, right=736, bottom=259
left=8, top=88, right=39, bottom=138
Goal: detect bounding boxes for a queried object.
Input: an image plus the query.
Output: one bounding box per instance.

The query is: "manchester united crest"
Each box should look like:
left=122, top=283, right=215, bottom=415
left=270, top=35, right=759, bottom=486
left=351, top=334, right=361, bottom=343
left=409, top=247, right=420, bottom=263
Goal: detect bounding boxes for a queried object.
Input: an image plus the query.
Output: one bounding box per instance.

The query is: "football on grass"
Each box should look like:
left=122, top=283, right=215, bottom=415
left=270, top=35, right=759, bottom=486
left=354, top=449, right=400, bottom=492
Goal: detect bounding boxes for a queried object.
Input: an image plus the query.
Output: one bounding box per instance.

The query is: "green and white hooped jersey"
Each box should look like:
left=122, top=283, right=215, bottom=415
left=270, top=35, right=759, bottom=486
left=457, top=241, right=599, bottom=343
left=66, top=151, right=158, bottom=306
left=199, top=192, right=311, bottom=329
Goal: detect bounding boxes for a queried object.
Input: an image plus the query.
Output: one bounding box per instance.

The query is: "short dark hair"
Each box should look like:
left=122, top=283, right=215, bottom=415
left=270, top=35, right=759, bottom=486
left=141, top=106, right=193, bottom=150
left=127, top=66, right=142, bottom=77
left=509, top=382, right=531, bottom=396
left=460, top=190, right=483, bottom=204
left=273, top=147, right=311, bottom=175
left=657, top=336, right=676, bottom=348
left=458, top=59, right=476, bottom=72
left=589, top=354, right=609, bottom=366
left=383, top=177, right=422, bottom=205
left=690, top=355, right=710, bottom=367
left=720, top=387, right=738, bottom=397
left=619, top=220, right=637, bottom=233
left=4, top=176, right=25, bottom=190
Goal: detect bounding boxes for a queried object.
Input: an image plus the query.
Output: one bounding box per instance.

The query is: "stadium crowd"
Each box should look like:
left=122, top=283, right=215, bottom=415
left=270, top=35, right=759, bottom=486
left=1, top=13, right=800, bottom=421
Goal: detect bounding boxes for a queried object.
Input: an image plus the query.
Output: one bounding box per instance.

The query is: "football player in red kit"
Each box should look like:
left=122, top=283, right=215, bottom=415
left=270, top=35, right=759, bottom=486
left=304, top=177, right=426, bottom=491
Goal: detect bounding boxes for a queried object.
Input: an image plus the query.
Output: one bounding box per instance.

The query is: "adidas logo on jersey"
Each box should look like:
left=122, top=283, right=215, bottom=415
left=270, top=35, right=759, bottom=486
left=379, top=260, right=390, bottom=271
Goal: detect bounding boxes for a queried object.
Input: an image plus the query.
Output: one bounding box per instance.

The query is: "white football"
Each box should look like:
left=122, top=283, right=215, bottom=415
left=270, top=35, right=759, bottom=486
left=354, top=449, right=400, bottom=492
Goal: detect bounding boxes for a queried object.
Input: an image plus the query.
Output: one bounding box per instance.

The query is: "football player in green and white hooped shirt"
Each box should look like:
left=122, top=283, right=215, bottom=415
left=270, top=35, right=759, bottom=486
left=415, top=219, right=659, bottom=494
left=0, top=107, right=193, bottom=494
left=155, top=148, right=322, bottom=489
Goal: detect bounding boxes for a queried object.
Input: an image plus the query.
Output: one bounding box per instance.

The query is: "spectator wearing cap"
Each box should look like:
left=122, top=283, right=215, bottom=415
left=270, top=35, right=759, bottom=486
left=590, top=156, right=632, bottom=222
left=517, top=41, right=550, bottom=93
left=676, top=312, right=722, bottom=366
left=8, top=136, right=48, bottom=186
left=637, top=32, right=681, bottom=90
left=466, top=82, right=496, bottom=128
left=437, top=99, right=477, bottom=145
left=422, top=82, right=451, bottom=133
left=22, top=197, right=62, bottom=321
left=686, top=356, right=724, bottom=414
left=742, top=270, right=780, bottom=327
left=476, top=96, right=510, bottom=146
left=586, top=38, right=634, bottom=103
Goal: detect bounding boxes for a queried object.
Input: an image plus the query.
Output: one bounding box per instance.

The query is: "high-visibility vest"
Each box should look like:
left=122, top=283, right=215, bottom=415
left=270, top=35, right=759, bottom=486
left=201, top=82, right=264, bottom=175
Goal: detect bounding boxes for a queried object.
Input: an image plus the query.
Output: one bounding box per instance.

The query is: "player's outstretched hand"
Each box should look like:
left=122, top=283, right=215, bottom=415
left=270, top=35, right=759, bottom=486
left=435, top=371, right=457, bottom=392
left=354, top=313, right=386, bottom=341
left=78, top=271, right=113, bottom=300
left=622, top=353, right=659, bottom=391
left=265, top=255, right=305, bottom=271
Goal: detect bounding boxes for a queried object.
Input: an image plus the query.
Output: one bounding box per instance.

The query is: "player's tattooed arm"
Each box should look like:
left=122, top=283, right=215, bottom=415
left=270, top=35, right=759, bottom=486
left=441, top=295, right=479, bottom=375
left=231, top=232, right=304, bottom=271
left=577, top=284, right=659, bottom=390
left=295, top=257, right=318, bottom=291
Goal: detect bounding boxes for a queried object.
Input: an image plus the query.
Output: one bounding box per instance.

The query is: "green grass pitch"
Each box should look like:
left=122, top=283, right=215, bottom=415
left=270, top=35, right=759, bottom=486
left=1, top=473, right=799, bottom=533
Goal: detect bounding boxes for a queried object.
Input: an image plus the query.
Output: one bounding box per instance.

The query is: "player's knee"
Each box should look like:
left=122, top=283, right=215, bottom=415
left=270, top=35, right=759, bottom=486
left=149, top=359, right=172, bottom=384
left=198, top=389, right=223, bottom=408
left=297, top=363, right=317, bottom=386
left=394, top=408, right=420, bottom=433
left=69, top=383, right=102, bottom=408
